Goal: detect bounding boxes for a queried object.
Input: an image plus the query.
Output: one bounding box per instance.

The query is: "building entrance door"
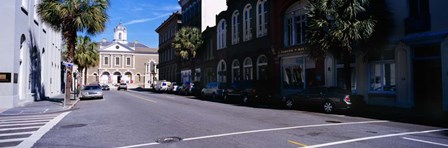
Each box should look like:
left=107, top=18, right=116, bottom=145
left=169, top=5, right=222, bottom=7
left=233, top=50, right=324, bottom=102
left=413, top=44, right=442, bottom=112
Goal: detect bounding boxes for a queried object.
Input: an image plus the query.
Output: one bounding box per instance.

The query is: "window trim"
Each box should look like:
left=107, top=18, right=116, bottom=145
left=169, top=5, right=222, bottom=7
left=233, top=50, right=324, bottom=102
left=126, top=57, right=131, bottom=66
left=115, top=56, right=120, bottom=66
left=256, top=55, right=268, bottom=80
left=232, top=10, right=240, bottom=45
left=217, top=19, right=227, bottom=50
left=243, top=4, right=253, bottom=42
left=256, top=0, right=268, bottom=38
left=243, top=57, right=253, bottom=80
left=232, top=59, right=240, bottom=82
left=217, top=60, right=227, bottom=83
left=104, top=56, right=109, bottom=65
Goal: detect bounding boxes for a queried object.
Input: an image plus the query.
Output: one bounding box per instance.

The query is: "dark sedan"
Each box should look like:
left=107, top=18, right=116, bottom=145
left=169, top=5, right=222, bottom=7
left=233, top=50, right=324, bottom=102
left=101, top=84, right=110, bottom=91
left=223, top=80, right=275, bottom=105
left=285, top=87, right=359, bottom=113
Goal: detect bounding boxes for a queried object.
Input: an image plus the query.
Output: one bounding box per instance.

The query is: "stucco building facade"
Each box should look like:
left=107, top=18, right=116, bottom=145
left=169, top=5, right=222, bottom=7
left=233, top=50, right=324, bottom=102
left=0, top=0, right=63, bottom=109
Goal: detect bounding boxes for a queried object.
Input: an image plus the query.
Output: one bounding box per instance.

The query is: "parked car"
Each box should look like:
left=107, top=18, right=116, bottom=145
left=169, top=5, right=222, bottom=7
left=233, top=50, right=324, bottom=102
left=117, top=83, right=127, bottom=91
left=80, top=85, right=103, bottom=99
left=201, top=82, right=226, bottom=99
left=101, top=84, right=110, bottom=91
left=154, top=81, right=171, bottom=93
left=178, top=82, right=194, bottom=95
left=167, top=82, right=179, bottom=94
left=223, top=80, right=275, bottom=105
left=284, top=87, right=359, bottom=113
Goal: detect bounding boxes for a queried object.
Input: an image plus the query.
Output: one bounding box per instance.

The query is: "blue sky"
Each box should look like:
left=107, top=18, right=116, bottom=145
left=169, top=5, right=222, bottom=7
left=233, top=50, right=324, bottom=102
left=90, top=0, right=180, bottom=48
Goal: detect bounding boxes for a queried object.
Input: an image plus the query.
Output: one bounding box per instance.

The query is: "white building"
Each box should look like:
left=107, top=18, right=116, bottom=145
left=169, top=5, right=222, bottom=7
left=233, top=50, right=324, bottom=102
left=0, top=0, right=63, bottom=110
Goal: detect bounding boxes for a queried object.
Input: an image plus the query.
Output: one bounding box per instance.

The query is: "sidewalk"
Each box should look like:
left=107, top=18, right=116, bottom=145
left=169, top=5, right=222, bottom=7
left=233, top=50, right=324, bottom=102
left=349, top=104, right=448, bottom=127
left=0, top=94, right=79, bottom=116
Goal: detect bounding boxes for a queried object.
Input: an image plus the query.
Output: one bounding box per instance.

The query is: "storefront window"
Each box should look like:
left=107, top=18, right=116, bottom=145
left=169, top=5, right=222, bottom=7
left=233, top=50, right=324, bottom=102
left=282, top=57, right=305, bottom=89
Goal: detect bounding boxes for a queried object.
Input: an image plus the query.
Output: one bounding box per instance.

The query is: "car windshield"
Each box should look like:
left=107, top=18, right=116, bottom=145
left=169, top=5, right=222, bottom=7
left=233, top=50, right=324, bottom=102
left=84, top=86, right=101, bottom=90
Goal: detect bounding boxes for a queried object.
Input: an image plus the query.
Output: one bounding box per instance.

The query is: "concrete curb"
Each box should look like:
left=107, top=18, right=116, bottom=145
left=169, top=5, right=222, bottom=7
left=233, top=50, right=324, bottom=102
left=0, top=99, right=81, bottom=116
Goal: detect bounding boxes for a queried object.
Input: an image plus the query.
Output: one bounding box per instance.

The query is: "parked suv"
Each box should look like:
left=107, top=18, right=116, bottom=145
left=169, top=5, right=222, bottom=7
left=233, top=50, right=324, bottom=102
left=223, top=80, right=275, bottom=105
left=117, top=83, right=127, bottom=91
left=201, top=82, right=226, bottom=100
left=284, top=87, right=361, bottom=113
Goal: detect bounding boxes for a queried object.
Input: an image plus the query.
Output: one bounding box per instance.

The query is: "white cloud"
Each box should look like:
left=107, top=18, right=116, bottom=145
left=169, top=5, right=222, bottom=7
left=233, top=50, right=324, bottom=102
left=123, top=13, right=171, bottom=25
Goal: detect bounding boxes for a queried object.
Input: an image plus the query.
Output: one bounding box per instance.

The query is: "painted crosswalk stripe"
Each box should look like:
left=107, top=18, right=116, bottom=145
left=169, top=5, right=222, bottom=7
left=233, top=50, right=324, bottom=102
left=0, top=122, right=46, bottom=128
left=0, top=114, right=58, bottom=120
left=0, top=138, right=27, bottom=143
left=0, top=126, right=42, bottom=132
left=0, top=132, right=34, bottom=137
left=0, top=120, right=52, bottom=125
left=0, top=117, right=55, bottom=122
left=0, top=116, right=57, bottom=121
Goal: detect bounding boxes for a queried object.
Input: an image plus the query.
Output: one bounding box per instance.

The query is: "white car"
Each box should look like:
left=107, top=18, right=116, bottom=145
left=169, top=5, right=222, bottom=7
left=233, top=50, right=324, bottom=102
left=154, top=81, right=171, bottom=92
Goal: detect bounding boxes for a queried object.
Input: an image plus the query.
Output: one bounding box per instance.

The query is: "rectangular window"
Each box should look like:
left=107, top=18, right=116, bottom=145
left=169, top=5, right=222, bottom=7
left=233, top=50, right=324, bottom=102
left=115, top=57, right=120, bottom=66
left=104, top=57, right=109, bottom=65
left=126, top=57, right=131, bottom=66
left=369, top=62, right=396, bottom=93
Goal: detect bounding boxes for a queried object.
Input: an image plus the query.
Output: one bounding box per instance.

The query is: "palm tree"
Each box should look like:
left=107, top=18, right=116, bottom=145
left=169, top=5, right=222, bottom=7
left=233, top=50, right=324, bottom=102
left=38, top=0, right=108, bottom=103
left=172, top=27, right=204, bottom=82
left=74, top=36, right=100, bottom=86
left=306, top=0, right=376, bottom=91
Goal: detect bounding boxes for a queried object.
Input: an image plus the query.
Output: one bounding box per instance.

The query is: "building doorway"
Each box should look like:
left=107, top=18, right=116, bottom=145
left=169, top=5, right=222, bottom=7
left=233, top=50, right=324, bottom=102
left=413, top=44, right=442, bottom=112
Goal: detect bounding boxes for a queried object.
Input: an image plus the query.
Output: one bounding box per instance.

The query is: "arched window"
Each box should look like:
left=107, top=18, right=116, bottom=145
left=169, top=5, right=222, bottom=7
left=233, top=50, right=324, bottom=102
left=243, top=4, right=253, bottom=42
left=232, top=10, right=240, bottom=45
left=232, top=60, right=240, bottom=82
left=243, top=57, right=253, bottom=80
left=119, top=33, right=122, bottom=40
left=217, top=19, right=227, bottom=49
left=256, top=0, right=268, bottom=37
left=284, top=1, right=307, bottom=46
left=257, top=55, right=268, bottom=80
left=217, top=60, right=227, bottom=83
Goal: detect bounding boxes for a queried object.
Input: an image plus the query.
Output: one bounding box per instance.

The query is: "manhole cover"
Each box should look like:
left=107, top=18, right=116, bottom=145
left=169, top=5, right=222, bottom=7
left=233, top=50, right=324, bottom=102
left=155, top=137, right=182, bottom=144
left=60, top=124, right=87, bottom=129
left=326, top=120, right=342, bottom=123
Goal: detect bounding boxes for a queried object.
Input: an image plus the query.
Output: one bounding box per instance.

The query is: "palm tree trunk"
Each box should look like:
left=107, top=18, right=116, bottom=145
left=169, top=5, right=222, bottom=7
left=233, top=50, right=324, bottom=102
left=84, top=67, right=88, bottom=85
left=344, top=59, right=352, bottom=92
left=64, top=29, right=76, bottom=104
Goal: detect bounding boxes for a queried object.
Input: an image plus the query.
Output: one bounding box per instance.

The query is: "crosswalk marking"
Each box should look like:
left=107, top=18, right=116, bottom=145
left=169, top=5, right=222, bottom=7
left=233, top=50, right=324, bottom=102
left=0, top=120, right=52, bottom=125
left=0, top=138, right=26, bottom=143
left=0, top=112, right=70, bottom=147
left=0, top=123, right=46, bottom=128
left=0, top=132, right=34, bottom=137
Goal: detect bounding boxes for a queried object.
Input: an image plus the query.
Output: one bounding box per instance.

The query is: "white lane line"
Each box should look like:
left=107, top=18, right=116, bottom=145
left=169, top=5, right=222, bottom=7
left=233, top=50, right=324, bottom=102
left=0, top=126, right=41, bottom=132
left=304, top=129, right=448, bottom=148
left=0, top=132, right=34, bottom=137
left=17, top=111, right=71, bottom=148
left=0, top=122, right=46, bottom=128
left=402, top=137, right=448, bottom=147
left=116, top=120, right=388, bottom=148
left=0, top=138, right=26, bottom=143
left=0, top=120, right=52, bottom=125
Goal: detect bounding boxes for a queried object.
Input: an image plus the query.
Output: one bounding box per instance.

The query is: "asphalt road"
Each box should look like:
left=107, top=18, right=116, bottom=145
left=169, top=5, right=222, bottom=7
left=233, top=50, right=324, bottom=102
left=33, top=89, right=448, bottom=148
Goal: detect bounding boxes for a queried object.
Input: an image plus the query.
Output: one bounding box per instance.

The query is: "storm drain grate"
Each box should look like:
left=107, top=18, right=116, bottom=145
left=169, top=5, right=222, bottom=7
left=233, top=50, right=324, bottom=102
left=60, top=124, right=87, bottom=129
left=326, top=120, right=342, bottom=123
left=155, top=137, right=182, bottom=144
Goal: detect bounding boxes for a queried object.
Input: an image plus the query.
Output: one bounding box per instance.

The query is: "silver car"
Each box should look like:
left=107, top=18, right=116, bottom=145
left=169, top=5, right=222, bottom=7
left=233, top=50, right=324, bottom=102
left=80, top=85, right=104, bottom=99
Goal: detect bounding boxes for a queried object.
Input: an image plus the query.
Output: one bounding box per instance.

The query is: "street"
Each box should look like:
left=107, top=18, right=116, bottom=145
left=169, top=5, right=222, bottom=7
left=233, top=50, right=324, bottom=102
left=31, top=89, right=448, bottom=148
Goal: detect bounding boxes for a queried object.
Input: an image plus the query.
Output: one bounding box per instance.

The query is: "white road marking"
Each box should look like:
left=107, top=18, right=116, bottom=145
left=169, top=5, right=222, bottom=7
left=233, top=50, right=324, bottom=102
left=16, top=111, right=71, bottom=148
left=402, top=137, right=448, bottom=147
left=0, top=119, right=52, bottom=125
left=0, top=114, right=58, bottom=120
left=0, top=132, right=34, bottom=137
left=116, top=120, right=388, bottom=148
left=0, top=122, right=46, bottom=128
left=0, top=117, right=54, bottom=122
left=0, top=126, right=41, bottom=132
left=0, top=138, right=27, bottom=143
left=304, top=129, right=448, bottom=148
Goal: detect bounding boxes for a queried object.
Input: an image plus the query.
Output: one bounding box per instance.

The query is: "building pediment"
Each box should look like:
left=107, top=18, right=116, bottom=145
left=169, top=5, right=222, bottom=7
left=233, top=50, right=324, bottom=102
left=99, top=42, right=134, bottom=52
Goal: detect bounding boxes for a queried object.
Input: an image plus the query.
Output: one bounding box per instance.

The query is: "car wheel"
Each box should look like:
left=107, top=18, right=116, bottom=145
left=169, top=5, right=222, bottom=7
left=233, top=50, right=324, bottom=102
left=223, top=94, right=228, bottom=102
left=212, top=93, right=216, bottom=100
left=285, top=98, right=295, bottom=109
left=323, top=101, right=334, bottom=113
left=242, top=95, right=250, bottom=105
